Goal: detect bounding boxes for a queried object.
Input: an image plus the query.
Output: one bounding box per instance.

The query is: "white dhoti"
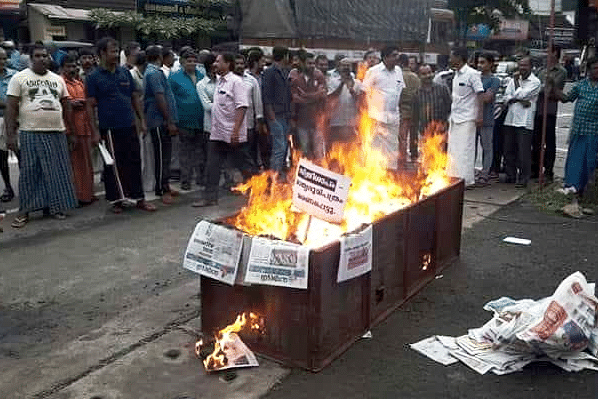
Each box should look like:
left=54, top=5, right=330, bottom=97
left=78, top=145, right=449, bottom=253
left=139, top=132, right=155, bottom=192
left=371, top=121, right=400, bottom=170
left=447, top=120, right=476, bottom=185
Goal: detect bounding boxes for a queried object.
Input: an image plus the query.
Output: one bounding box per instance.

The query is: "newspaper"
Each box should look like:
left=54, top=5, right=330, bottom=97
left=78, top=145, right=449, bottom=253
left=411, top=272, right=598, bottom=375
left=410, top=336, right=459, bottom=366
left=244, top=237, right=310, bottom=289
left=183, top=221, right=244, bottom=286
left=337, top=225, right=373, bottom=283
left=204, top=332, right=259, bottom=372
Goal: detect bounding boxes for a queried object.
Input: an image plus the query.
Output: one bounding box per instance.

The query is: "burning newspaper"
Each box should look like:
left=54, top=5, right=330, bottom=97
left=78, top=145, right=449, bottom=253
left=411, top=272, right=598, bottom=374
left=196, top=312, right=264, bottom=372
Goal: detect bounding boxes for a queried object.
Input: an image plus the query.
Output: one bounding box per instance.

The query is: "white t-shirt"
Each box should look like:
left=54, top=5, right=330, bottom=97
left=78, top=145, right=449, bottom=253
left=6, top=68, right=68, bottom=132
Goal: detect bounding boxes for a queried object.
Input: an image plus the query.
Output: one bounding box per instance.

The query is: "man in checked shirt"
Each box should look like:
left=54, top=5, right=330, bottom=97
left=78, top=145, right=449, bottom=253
left=412, top=64, right=452, bottom=145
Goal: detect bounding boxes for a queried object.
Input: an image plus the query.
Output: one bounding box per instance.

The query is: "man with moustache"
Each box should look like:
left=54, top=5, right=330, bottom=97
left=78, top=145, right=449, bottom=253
left=86, top=37, right=156, bottom=214
left=5, top=43, right=77, bottom=227
left=193, top=53, right=248, bottom=207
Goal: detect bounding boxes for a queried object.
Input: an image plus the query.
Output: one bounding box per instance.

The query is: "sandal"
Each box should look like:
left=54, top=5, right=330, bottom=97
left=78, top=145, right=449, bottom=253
left=136, top=200, right=157, bottom=212
left=111, top=203, right=124, bottom=214
left=11, top=215, right=28, bottom=228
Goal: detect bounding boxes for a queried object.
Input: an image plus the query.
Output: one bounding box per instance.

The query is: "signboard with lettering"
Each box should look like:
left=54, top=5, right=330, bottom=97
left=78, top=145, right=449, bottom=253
left=491, top=19, right=529, bottom=40
left=546, top=28, right=575, bottom=46
left=292, top=159, right=351, bottom=224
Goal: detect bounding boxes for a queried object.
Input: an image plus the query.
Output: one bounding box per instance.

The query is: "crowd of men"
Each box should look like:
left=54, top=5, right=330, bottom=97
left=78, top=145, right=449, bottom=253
left=1, top=38, right=597, bottom=230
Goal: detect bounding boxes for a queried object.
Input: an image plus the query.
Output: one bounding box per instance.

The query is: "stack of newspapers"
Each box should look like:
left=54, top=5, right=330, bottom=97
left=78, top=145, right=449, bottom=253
left=411, top=272, right=598, bottom=375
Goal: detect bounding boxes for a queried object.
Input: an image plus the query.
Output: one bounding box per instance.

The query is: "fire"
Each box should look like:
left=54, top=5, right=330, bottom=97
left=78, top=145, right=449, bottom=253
left=227, top=108, right=451, bottom=248
left=196, top=312, right=264, bottom=371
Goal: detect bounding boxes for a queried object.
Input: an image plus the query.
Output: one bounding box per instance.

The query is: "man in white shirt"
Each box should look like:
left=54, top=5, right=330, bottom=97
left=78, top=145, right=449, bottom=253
left=4, top=43, right=78, bottom=227
left=363, top=46, right=404, bottom=170
left=447, top=47, right=485, bottom=187
left=502, top=56, right=541, bottom=188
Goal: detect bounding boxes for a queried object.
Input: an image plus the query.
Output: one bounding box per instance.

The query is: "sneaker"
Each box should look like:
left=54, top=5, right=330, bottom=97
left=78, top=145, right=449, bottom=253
left=488, top=171, right=500, bottom=181
left=557, top=186, right=577, bottom=195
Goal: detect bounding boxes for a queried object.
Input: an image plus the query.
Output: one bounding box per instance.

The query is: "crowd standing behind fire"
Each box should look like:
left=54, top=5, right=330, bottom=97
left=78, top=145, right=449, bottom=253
left=1, top=38, right=598, bottom=230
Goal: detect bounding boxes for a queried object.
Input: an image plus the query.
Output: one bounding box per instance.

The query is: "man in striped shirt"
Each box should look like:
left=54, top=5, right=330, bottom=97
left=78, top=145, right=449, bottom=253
left=412, top=64, right=451, bottom=139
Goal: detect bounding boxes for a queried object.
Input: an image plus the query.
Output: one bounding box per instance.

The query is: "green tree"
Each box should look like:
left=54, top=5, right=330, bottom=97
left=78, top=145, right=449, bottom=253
left=89, top=0, right=233, bottom=41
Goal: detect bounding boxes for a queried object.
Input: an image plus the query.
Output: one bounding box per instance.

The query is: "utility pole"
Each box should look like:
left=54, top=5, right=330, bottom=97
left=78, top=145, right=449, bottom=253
left=539, top=0, right=556, bottom=188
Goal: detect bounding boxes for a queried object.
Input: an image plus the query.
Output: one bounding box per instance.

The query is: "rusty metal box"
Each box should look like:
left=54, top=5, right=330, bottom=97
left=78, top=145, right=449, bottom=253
left=201, top=178, right=463, bottom=371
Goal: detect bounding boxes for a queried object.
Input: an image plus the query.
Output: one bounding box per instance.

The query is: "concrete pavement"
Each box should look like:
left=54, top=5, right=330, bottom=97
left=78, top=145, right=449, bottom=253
left=0, top=173, right=533, bottom=399
left=0, top=98, right=577, bottom=398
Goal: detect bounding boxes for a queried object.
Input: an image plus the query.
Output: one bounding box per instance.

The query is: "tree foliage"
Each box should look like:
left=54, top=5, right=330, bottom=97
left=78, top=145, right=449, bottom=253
left=89, top=0, right=232, bottom=40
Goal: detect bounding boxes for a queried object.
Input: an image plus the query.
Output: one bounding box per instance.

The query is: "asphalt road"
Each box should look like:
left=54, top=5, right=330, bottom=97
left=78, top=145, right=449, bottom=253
left=264, top=199, right=598, bottom=399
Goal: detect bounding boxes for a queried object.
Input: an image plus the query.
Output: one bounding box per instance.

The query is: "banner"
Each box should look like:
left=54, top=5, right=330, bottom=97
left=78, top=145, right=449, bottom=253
left=183, top=221, right=244, bottom=286
left=292, top=159, right=351, bottom=224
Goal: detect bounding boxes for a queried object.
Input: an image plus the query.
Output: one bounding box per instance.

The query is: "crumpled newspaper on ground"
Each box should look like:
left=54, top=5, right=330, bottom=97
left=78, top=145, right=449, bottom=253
left=411, top=271, right=598, bottom=375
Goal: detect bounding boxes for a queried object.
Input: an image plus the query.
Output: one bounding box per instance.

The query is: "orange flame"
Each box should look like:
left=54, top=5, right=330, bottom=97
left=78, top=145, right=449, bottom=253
left=196, top=312, right=264, bottom=371
left=227, top=106, right=451, bottom=248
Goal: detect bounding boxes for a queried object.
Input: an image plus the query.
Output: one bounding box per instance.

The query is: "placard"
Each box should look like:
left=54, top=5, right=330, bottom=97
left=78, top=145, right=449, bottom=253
left=337, top=225, right=373, bottom=283
left=244, top=237, right=309, bottom=289
left=183, top=221, right=244, bottom=285
left=292, top=159, right=351, bottom=224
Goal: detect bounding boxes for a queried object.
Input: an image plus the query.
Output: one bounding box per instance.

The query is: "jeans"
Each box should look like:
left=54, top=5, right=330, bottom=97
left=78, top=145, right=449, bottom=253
left=267, top=118, right=289, bottom=173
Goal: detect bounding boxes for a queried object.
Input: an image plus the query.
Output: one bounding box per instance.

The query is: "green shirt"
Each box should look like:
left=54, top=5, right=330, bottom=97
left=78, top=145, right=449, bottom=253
left=563, top=78, right=598, bottom=136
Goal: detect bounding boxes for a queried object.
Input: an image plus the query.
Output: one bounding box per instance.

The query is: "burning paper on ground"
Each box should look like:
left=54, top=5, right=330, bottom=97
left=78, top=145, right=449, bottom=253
left=411, top=272, right=598, bottom=375
left=196, top=312, right=264, bottom=372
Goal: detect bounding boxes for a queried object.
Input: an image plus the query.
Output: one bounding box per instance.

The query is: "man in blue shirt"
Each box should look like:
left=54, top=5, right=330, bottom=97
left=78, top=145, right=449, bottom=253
left=86, top=37, right=156, bottom=214
left=144, top=45, right=179, bottom=204
left=168, top=49, right=205, bottom=191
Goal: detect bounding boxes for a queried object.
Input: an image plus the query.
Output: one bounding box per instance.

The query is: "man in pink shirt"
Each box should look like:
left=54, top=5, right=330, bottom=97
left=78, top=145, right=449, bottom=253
left=193, top=52, right=248, bottom=207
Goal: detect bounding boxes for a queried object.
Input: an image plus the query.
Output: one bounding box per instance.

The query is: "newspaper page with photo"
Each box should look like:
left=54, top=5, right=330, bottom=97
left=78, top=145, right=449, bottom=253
left=183, top=221, right=244, bottom=286
left=244, top=237, right=310, bottom=289
left=411, top=272, right=598, bottom=375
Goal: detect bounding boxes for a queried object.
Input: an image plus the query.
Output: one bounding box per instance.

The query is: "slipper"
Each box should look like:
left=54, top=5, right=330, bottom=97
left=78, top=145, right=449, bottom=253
left=136, top=200, right=157, bottom=212
left=11, top=215, right=28, bottom=228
